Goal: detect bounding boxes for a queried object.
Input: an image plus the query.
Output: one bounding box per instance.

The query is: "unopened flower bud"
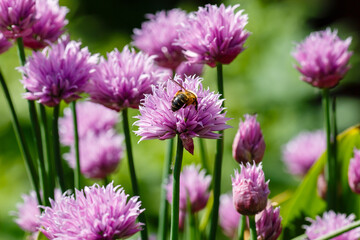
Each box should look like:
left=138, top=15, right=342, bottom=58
left=232, top=162, right=270, bottom=215
left=232, top=114, right=266, bottom=164
left=256, top=204, right=282, bottom=240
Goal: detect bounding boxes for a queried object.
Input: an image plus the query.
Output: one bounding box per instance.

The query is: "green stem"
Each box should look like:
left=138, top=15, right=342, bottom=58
left=170, top=135, right=184, bottom=240
left=249, top=215, right=257, bottom=240
left=17, top=37, right=48, bottom=206
left=209, top=63, right=225, bottom=240
left=52, top=105, right=66, bottom=192
left=0, top=69, right=41, bottom=205
left=331, top=95, right=337, bottom=206
left=198, top=138, right=209, bottom=174
left=322, top=89, right=336, bottom=210
left=39, top=104, right=54, bottom=200
left=122, top=108, right=148, bottom=240
left=238, top=215, right=246, bottom=240
left=71, top=101, right=81, bottom=190
left=158, top=138, right=174, bottom=240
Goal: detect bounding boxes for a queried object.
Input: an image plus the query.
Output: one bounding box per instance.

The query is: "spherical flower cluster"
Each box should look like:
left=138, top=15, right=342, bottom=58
left=59, top=101, right=118, bottom=146
left=134, top=75, right=231, bottom=154
left=133, top=9, right=187, bottom=70
left=348, top=148, right=360, bottom=194
left=219, top=193, right=241, bottom=239
left=304, top=211, right=360, bottom=240
left=166, top=164, right=211, bottom=213
left=64, top=130, right=124, bottom=179
left=12, top=189, right=62, bottom=233
left=0, top=32, right=12, bottom=54
left=293, top=28, right=352, bottom=89
left=232, top=162, right=270, bottom=215
left=282, top=130, right=326, bottom=177
left=87, top=46, right=167, bottom=112
left=23, top=0, right=68, bottom=49
left=0, top=0, right=36, bottom=38
left=176, top=4, right=250, bottom=67
left=232, top=114, right=266, bottom=165
left=20, top=35, right=98, bottom=107
left=256, top=204, right=282, bottom=240
left=40, top=183, right=144, bottom=240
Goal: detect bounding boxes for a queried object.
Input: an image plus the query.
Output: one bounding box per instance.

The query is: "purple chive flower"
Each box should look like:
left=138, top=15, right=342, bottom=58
left=175, top=62, right=204, bottom=77
left=40, top=183, right=144, bottom=240
left=282, top=130, right=326, bottom=177
left=304, top=211, right=360, bottom=240
left=219, top=193, right=241, bottom=239
left=232, top=162, right=270, bottom=215
left=59, top=101, right=118, bottom=146
left=134, top=75, right=230, bottom=154
left=176, top=4, right=250, bottom=68
left=87, top=46, right=167, bottom=112
left=64, top=130, right=124, bottom=179
left=0, top=0, right=36, bottom=39
left=20, top=35, right=98, bottom=107
left=0, top=32, right=12, bottom=54
left=293, top=28, right=352, bottom=89
left=133, top=9, right=188, bottom=70
left=256, top=204, right=282, bottom=240
left=166, top=165, right=212, bottom=213
left=23, top=0, right=68, bottom=49
left=12, top=189, right=62, bottom=233
left=348, top=148, right=360, bottom=194
left=232, top=114, right=266, bottom=165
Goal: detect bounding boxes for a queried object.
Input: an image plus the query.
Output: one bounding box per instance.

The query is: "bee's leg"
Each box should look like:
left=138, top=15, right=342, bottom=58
left=194, top=99, right=198, bottom=111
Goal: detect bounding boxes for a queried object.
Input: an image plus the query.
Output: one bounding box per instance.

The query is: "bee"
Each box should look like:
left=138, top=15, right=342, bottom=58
left=170, top=79, right=198, bottom=112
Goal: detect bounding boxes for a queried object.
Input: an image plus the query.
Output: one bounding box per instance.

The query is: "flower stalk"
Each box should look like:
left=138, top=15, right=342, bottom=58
left=52, top=105, right=66, bottom=192
left=158, top=138, right=174, bottom=240
left=0, top=69, right=41, bottom=205
left=71, top=101, right=81, bottom=190
left=249, top=215, right=257, bottom=240
left=322, top=88, right=336, bottom=210
left=122, top=108, right=148, bottom=240
left=238, top=215, right=246, bottom=240
left=170, top=135, right=184, bottom=240
left=209, top=62, right=225, bottom=240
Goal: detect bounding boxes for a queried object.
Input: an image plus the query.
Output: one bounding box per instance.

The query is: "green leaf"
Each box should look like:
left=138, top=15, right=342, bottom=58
left=280, top=124, right=360, bottom=239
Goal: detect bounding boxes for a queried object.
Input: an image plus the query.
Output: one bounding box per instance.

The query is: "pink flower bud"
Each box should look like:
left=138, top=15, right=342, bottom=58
left=232, top=114, right=266, bottom=164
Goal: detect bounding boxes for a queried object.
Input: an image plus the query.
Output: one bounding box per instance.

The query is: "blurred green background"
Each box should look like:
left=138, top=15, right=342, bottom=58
left=0, top=0, right=359, bottom=239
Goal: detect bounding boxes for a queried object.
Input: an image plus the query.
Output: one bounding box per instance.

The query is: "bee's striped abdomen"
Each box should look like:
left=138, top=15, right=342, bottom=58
left=171, top=93, right=188, bottom=112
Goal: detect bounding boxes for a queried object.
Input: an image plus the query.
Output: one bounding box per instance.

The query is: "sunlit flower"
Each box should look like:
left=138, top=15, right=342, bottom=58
left=134, top=75, right=230, bottom=154
left=176, top=4, right=250, bottom=67
left=40, top=183, right=144, bottom=240
left=23, top=0, right=68, bottom=49
left=133, top=9, right=187, bottom=70
left=304, top=211, right=360, bottom=240
left=64, top=130, right=124, bottom=179
left=232, top=114, right=266, bottom=165
left=87, top=46, right=167, bottom=112
left=0, top=32, right=12, bottom=54
left=166, top=164, right=211, bottom=213
left=293, top=28, right=352, bottom=89
left=232, top=162, right=270, bottom=215
left=0, top=0, right=36, bottom=38
left=256, top=204, right=282, bottom=240
left=348, top=148, right=360, bottom=194
left=59, top=101, right=118, bottom=146
left=282, top=130, right=326, bottom=177
left=20, top=35, right=98, bottom=107
left=219, top=193, right=241, bottom=239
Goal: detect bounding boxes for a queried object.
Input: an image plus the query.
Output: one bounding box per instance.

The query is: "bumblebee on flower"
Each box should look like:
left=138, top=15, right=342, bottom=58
left=134, top=74, right=231, bottom=154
